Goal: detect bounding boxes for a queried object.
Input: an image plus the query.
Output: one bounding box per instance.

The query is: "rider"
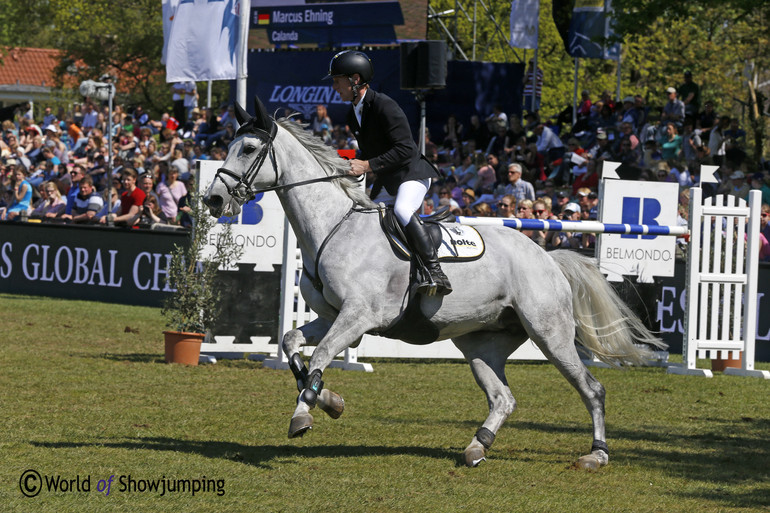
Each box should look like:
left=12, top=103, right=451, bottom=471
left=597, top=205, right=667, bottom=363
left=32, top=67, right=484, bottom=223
left=325, top=50, right=452, bottom=296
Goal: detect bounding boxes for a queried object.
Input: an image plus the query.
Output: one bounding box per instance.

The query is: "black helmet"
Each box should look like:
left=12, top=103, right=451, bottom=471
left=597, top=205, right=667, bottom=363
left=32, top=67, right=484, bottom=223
left=324, top=50, right=373, bottom=83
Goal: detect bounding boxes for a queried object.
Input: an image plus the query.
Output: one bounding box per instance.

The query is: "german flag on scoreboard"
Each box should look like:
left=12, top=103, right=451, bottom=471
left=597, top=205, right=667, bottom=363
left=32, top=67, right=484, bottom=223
left=257, top=12, right=270, bottom=25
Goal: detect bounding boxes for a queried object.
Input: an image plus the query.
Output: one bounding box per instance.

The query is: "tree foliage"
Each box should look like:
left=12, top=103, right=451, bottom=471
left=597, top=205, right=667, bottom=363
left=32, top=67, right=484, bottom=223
left=428, top=0, right=769, bottom=163
left=44, top=0, right=170, bottom=115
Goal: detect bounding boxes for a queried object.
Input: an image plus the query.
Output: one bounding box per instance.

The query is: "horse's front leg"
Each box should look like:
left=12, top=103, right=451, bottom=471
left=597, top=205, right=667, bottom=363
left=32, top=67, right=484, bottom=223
left=288, top=304, right=373, bottom=439
left=281, top=318, right=346, bottom=423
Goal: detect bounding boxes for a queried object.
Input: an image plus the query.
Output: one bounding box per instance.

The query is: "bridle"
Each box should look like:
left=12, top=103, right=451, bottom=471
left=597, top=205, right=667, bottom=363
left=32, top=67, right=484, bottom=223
left=213, top=123, right=278, bottom=204
left=212, top=121, right=361, bottom=204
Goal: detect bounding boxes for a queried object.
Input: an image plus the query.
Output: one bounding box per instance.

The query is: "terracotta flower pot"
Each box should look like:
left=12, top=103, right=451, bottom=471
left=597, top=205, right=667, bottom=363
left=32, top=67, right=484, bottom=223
left=711, top=352, right=743, bottom=372
left=163, top=331, right=204, bottom=366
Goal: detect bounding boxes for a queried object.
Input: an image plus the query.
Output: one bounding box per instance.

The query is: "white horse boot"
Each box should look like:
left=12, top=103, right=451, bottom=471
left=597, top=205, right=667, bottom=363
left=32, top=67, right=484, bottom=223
left=404, top=214, right=452, bottom=296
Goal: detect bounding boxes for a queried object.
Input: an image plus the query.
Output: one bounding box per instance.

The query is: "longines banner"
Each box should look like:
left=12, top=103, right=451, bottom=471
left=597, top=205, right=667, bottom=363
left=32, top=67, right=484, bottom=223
left=243, top=49, right=525, bottom=141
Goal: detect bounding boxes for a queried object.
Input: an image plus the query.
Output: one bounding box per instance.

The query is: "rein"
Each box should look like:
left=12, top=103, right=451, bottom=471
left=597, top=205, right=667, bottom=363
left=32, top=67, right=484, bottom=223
left=213, top=122, right=362, bottom=203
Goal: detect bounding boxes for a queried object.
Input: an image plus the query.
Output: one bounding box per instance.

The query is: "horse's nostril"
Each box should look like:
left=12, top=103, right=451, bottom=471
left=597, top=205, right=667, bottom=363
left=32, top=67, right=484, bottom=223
left=205, top=194, right=223, bottom=210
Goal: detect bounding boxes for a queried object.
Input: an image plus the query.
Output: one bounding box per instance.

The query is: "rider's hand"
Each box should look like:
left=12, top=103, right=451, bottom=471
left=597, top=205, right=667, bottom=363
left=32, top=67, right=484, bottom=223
left=348, top=159, right=370, bottom=176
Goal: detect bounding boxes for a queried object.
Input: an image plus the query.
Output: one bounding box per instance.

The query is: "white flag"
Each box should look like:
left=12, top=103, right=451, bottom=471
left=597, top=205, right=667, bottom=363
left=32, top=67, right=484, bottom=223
left=165, top=0, right=240, bottom=82
left=161, top=0, right=180, bottom=65
left=509, top=0, right=540, bottom=49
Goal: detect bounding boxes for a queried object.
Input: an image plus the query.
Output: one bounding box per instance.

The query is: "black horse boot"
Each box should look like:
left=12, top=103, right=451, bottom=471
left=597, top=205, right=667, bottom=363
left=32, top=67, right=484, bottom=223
left=403, top=214, right=453, bottom=296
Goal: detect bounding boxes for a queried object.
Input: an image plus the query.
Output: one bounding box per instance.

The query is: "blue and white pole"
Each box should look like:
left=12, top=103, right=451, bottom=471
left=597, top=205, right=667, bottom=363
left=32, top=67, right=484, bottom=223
left=456, top=216, right=689, bottom=237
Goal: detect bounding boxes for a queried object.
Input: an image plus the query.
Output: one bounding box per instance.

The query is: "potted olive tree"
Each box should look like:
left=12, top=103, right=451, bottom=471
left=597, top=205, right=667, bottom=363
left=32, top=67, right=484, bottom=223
left=161, top=190, right=242, bottom=365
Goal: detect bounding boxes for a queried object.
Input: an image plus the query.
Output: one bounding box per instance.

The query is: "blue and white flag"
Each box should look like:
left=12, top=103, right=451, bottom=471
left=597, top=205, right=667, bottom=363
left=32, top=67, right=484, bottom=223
left=509, top=0, right=539, bottom=49
left=164, top=0, right=240, bottom=82
left=567, top=0, right=619, bottom=60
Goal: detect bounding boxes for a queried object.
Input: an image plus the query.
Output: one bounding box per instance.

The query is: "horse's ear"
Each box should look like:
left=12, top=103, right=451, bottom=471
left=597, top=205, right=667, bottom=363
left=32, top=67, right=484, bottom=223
left=234, top=102, right=251, bottom=126
left=253, top=96, right=274, bottom=133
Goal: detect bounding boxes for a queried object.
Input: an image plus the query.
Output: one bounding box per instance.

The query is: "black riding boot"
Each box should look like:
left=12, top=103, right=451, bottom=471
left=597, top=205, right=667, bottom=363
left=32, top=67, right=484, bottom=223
left=403, top=214, right=452, bottom=296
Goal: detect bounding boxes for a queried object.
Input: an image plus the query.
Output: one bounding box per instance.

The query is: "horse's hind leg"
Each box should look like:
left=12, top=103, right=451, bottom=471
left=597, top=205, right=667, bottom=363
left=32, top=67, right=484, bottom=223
left=532, top=323, right=608, bottom=469
left=453, top=331, right=525, bottom=467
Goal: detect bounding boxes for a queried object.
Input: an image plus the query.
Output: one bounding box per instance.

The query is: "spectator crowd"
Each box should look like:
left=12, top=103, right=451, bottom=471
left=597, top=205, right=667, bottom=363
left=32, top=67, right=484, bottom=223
left=2, top=73, right=769, bottom=259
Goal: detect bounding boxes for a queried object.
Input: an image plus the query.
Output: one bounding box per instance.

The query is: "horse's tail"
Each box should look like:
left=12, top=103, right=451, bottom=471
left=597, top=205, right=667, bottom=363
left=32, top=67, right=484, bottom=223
left=549, top=250, right=667, bottom=367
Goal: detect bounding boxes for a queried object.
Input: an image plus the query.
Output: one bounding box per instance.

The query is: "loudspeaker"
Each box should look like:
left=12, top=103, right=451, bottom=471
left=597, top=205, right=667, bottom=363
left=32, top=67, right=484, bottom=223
left=400, top=41, right=447, bottom=90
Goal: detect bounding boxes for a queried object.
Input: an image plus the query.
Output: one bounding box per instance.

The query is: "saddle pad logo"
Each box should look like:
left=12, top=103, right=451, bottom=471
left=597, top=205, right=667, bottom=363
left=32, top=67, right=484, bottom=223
left=438, top=224, right=484, bottom=261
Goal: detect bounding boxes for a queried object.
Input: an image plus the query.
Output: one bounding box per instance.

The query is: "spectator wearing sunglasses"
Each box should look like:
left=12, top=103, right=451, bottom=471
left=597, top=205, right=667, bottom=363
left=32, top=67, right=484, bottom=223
left=496, top=195, right=516, bottom=218
left=528, top=199, right=551, bottom=248
left=503, top=162, right=535, bottom=203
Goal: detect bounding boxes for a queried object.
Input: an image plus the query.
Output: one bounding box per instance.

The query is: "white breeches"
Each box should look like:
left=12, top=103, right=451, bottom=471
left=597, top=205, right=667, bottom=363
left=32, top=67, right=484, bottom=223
left=393, top=179, right=430, bottom=226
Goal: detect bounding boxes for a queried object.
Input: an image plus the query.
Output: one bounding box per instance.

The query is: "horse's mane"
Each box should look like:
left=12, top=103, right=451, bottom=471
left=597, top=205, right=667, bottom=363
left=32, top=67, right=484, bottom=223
left=276, top=117, right=376, bottom=208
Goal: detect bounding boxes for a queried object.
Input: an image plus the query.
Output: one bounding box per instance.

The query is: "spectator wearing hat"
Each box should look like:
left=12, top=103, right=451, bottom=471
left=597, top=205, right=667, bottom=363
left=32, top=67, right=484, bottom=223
left=678, top=70, right=700, bottom=124
left=577, top=187, right=599, bottom=218
left=586, top=130, right=613, bottom=162
left=661, top=87, right=685, bottom=127
left=44, top=124, right=69, bottom=165
left=552, top=189, right=571, bottom=216
left=551, top=202, right=583, bottom=249
left=459, top=188, right=474, bottom=209
left=718, top=170, right=750, bottom=200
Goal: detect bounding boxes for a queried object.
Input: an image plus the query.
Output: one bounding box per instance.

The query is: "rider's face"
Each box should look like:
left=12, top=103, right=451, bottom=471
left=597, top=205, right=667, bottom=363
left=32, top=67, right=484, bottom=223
left=332, top=75, right=357, bottom=102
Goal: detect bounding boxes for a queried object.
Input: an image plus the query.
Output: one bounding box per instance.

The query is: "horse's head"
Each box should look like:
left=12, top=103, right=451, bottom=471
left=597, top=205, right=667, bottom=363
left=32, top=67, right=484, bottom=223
left=203, top=97, right=277, bottom=218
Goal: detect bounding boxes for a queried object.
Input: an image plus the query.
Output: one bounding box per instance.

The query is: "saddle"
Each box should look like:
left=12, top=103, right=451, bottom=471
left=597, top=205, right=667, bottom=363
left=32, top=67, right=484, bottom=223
left=379, top=206, right=485, bottom=262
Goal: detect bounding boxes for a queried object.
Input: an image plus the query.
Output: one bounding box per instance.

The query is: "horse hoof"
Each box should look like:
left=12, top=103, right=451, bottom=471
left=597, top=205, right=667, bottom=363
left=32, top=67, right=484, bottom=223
left=463, top=447, right=486, bottom=467
left=575, top=454, right=601, bottom=471
left=318, top=389, right=344, bottom=419
left=288, top=413, right=313, bottom=439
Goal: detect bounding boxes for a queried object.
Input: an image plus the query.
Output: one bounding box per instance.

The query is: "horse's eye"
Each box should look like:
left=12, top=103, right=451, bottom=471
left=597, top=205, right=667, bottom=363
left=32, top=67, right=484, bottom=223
left=243, top=145, right=257, bottom=155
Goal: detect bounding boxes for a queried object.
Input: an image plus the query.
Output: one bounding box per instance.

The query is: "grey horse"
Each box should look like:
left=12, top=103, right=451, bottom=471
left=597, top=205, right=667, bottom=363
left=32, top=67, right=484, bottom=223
left=203, top=98, right=666, bottom=469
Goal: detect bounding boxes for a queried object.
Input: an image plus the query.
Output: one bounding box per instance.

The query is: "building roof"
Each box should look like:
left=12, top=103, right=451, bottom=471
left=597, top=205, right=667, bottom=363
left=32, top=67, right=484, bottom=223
left=0, top=47, right=59, bottom=88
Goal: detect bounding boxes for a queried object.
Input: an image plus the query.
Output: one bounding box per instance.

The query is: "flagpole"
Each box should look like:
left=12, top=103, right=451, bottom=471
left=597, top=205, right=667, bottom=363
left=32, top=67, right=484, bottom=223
left=572, top=57, right=579, bottom=127
left=530, top=1, right=540, bottom=113
left=615, top=45, right=622, bottom=102
left=236, top=0, right=251, bottom=108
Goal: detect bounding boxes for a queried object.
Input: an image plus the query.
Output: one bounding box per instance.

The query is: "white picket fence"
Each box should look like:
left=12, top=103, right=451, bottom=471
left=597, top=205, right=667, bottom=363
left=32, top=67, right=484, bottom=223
left=668, top=189, right=769, bottom=378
